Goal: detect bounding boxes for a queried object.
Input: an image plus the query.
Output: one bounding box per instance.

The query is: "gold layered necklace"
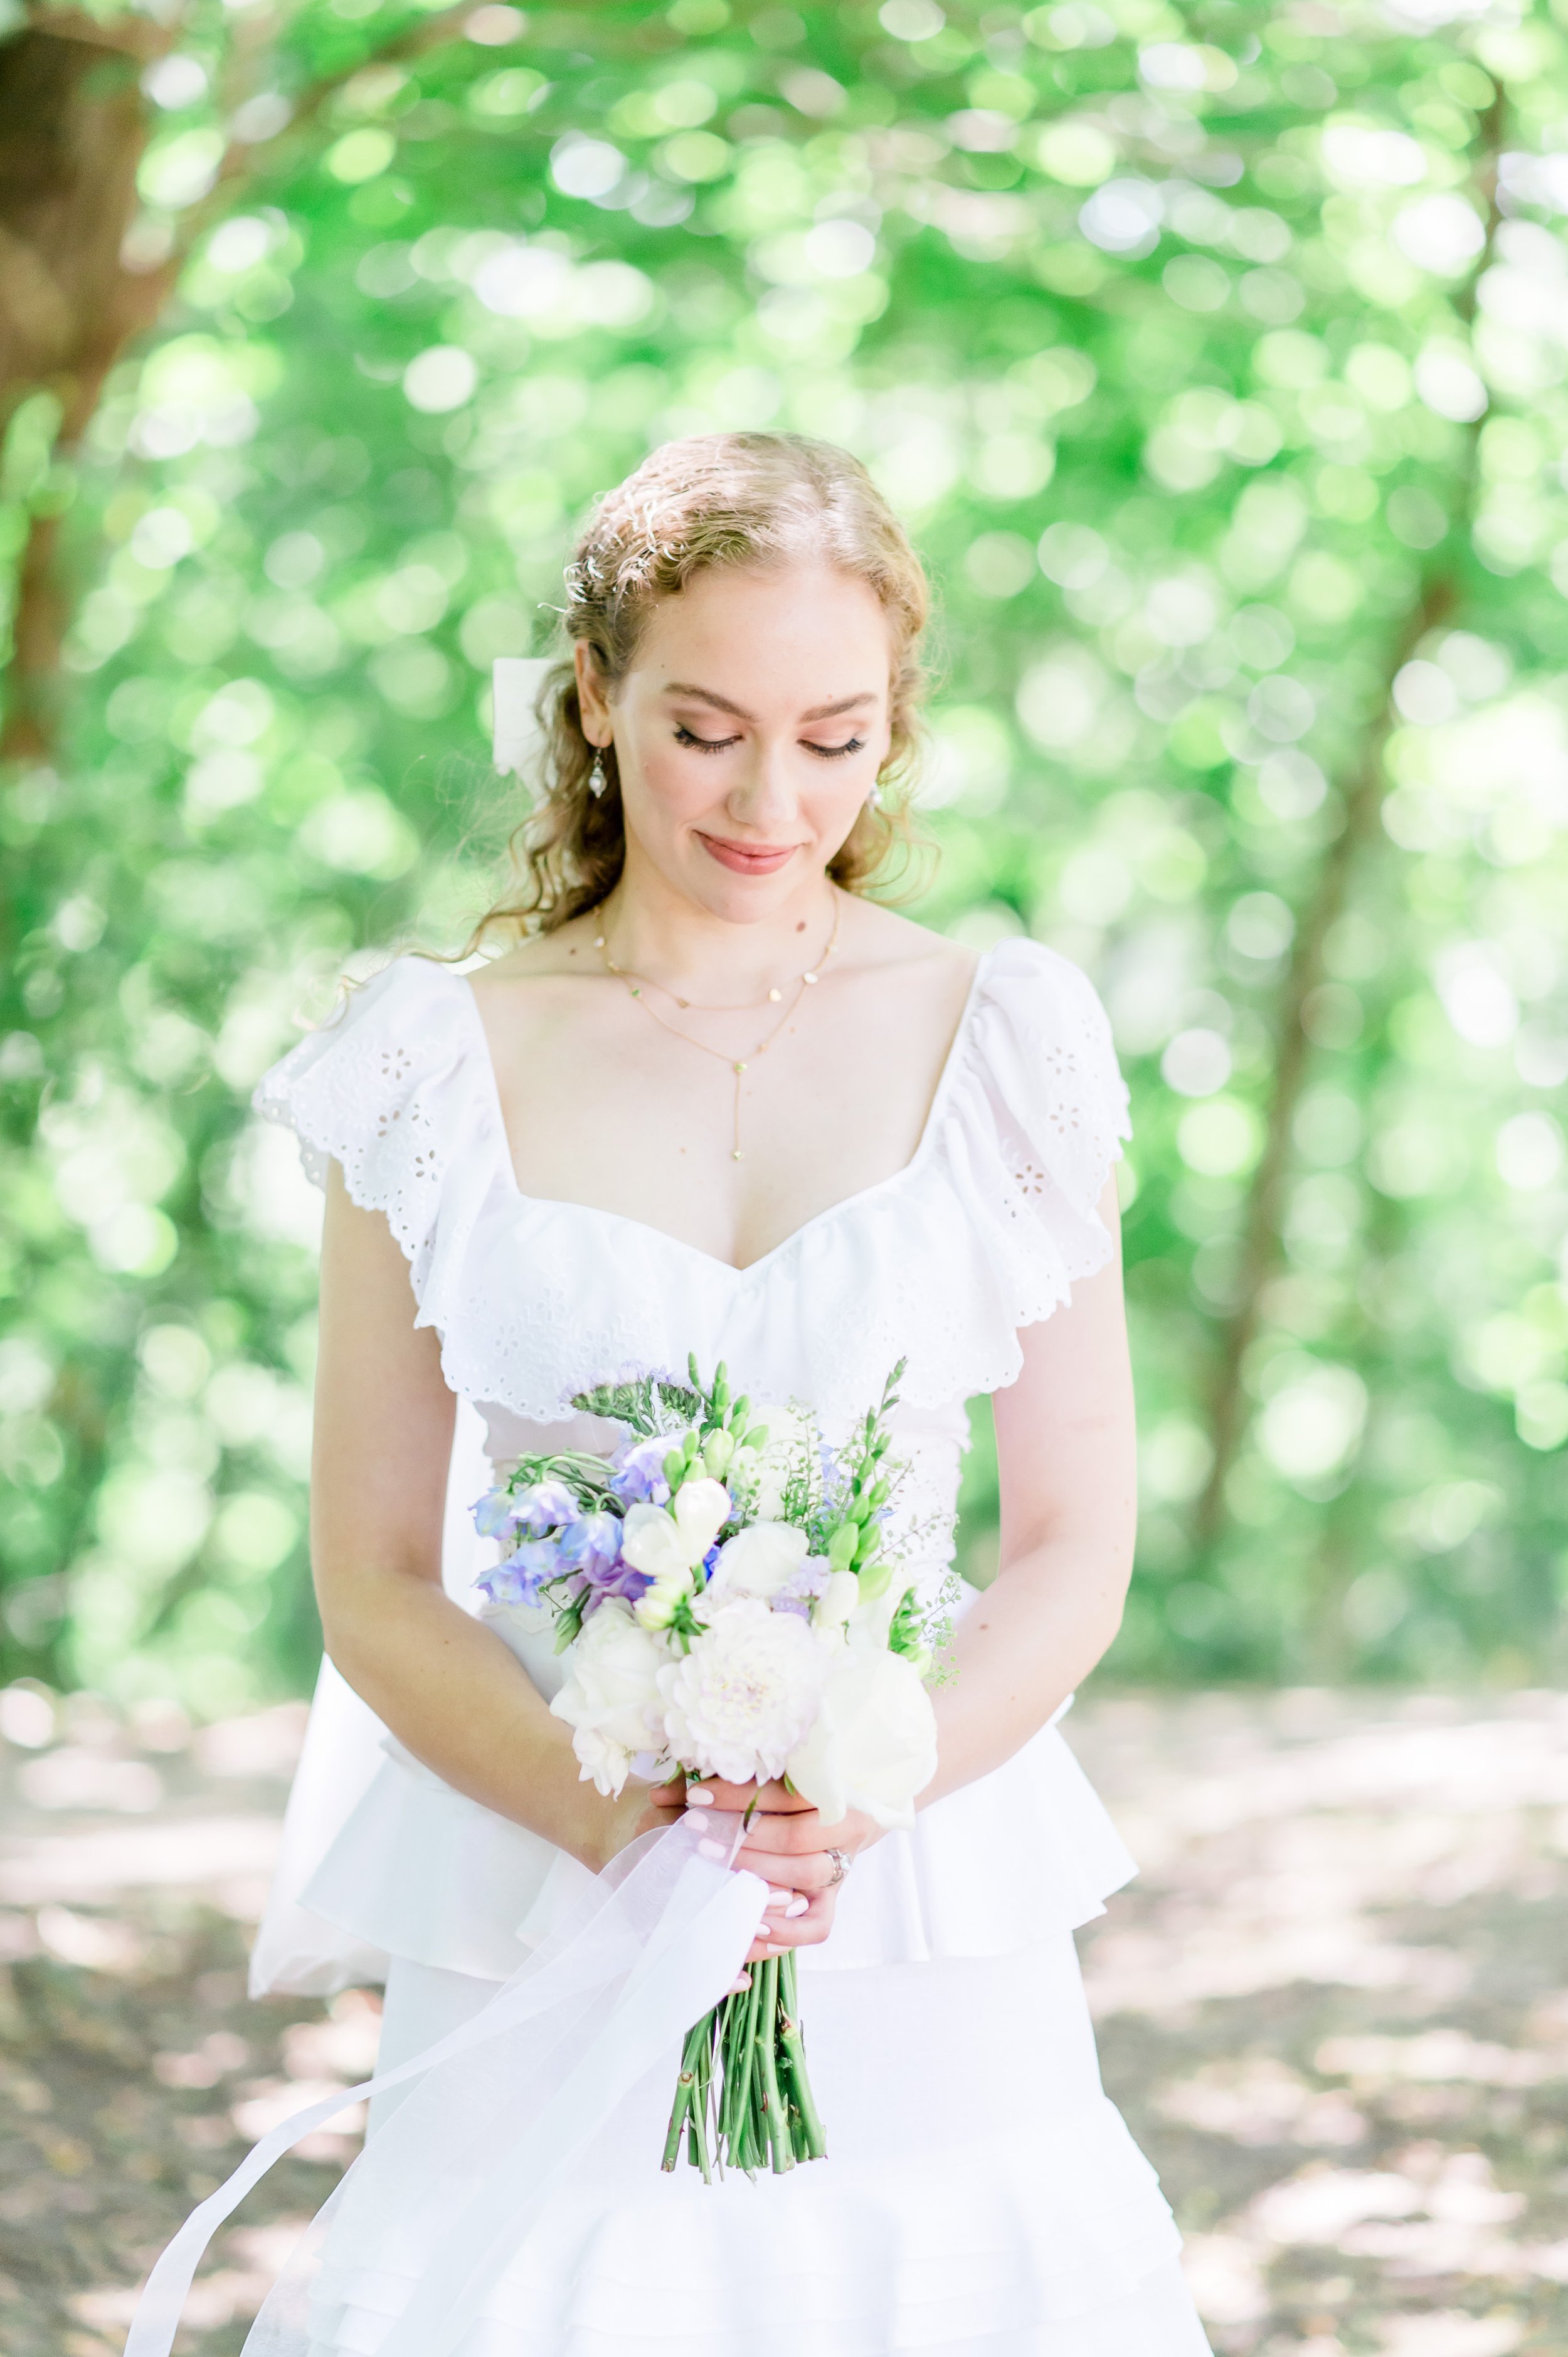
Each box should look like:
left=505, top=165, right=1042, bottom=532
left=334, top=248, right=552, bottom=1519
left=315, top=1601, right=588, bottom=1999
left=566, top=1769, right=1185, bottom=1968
left=594, top=894, right=842, bottom=1162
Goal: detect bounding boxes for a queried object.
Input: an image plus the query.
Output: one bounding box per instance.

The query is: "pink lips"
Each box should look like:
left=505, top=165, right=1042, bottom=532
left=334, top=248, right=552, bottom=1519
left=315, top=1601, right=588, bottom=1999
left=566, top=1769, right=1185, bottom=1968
left=697, top=833, right=800, bottom=876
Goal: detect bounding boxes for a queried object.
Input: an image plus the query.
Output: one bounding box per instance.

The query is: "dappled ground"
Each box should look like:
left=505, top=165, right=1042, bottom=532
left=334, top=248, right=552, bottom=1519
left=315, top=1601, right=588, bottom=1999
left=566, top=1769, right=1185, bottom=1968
left=1, top=1688, right=1564, bottom=2356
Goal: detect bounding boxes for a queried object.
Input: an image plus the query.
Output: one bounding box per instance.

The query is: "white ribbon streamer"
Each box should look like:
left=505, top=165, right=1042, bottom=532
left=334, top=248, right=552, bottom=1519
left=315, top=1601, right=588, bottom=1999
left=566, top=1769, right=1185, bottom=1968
left=124, top=1816, right=766, bottom=2357
left=491, top=656, right=554, bottom=778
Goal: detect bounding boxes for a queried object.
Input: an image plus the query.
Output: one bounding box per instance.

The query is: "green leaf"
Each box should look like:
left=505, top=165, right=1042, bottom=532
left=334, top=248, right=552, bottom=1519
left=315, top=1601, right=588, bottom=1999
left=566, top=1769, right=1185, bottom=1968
left=571, top=1378, right=706, bottom=1434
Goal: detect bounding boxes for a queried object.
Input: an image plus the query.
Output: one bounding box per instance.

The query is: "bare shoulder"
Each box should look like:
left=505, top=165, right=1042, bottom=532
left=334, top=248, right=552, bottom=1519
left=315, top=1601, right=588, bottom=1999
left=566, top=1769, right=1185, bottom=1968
left=838, top=898, right=976, bottom=996
left=466, top=914, right=604, bottom=1010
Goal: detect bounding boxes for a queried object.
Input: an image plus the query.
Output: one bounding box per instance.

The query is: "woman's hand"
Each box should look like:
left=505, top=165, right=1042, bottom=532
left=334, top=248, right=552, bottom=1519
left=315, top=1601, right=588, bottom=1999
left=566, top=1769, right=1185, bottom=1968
left=647, top=1776, right=882, bottom=1968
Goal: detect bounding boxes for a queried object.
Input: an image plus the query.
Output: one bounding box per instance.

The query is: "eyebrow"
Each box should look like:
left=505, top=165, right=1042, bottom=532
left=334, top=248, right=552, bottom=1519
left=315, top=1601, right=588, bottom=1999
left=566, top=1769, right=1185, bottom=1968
left=662, top=683, right=879, bottom=724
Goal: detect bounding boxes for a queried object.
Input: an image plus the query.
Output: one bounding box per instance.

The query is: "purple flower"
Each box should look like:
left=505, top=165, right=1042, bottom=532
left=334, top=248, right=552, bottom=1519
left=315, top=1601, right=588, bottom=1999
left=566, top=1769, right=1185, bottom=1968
left=511, top=1478, right=583, bottom=1535
left=479, top=1533, right=563, bottom=1608
left=781, top=1552, right=832, bottom=1604
left=472, top=1486, right=520, bottom=1540
left=555, top=1512, right=624, bottom=1584
left=612, top=1436, right=673, bottom=1507
left=580, top=1559, right=654, bottom=1613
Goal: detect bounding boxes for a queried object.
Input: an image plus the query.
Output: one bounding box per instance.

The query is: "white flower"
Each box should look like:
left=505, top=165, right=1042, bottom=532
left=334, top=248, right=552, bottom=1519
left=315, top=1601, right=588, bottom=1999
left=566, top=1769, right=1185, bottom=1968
left=733, top=1402, right=817, bottom=1519
left=570, top=1721, right=638, bottom=1801
left=812, top=1570, right=860, bottom=1638
left=549, top=1599, right=667, bottom=1796
left=706, top=1519, right=809, bottom=1606
left=658, top=1597, right=826, bottom=1786
left=848, top=1571, right=903, bottom=1651
left=623, top=1476, right=731, bottom=1629
left=786, top=1647, right=937, bottom=1833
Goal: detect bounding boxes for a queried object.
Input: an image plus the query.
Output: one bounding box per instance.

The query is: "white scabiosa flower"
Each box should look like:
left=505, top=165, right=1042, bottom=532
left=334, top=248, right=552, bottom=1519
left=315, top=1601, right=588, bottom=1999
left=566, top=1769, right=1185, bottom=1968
left=657, top=1598, right=826, bottom=1786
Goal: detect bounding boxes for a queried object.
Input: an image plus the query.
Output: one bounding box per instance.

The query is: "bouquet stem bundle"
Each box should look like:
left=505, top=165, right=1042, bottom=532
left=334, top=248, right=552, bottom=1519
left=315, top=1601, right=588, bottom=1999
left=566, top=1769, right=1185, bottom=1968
left=662, top=1949, right=826, bottom=2179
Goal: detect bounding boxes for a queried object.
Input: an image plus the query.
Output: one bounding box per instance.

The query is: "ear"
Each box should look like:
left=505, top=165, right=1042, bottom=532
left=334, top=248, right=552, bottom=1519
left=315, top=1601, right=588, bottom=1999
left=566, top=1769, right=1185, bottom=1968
left=574, top=641, right=613, bottom=748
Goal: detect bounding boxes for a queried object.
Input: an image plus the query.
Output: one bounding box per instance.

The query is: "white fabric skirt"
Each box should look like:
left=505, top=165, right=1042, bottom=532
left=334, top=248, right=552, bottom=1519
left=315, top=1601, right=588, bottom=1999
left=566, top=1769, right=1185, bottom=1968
left=314, top=1936, right=1211, bottom=2357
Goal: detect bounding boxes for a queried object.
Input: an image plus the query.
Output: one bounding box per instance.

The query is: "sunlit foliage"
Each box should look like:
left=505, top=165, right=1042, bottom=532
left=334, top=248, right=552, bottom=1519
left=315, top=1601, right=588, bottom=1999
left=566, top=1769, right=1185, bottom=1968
left=2, top=0, right=1566, bottom=1713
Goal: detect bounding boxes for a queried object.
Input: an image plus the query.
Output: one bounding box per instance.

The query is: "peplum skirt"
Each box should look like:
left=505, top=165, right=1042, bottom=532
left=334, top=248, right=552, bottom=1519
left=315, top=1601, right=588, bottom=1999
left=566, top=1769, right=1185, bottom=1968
left=307, top=1936, right=1210, bottom=2357
left=245, top=1454, right=1209, bottom=2357
left=248, top=1645, right=1210, bottom=2356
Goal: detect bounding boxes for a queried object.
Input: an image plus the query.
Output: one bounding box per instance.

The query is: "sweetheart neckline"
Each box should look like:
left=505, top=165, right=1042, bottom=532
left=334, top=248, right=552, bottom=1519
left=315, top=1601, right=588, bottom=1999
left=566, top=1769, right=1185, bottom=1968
left=454, top=948, right=995, bottom=1279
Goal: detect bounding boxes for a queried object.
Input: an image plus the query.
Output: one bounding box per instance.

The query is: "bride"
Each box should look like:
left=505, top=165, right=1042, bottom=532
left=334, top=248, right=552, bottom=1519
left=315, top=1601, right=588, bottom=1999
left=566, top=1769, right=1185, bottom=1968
left=145, top=432, right=1212, bottom=2354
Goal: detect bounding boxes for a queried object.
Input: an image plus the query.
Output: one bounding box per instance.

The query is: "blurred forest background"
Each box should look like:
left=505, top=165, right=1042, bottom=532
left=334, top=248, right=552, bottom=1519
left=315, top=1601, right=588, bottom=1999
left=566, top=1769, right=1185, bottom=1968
left=1, top=0, right=1565, bottom=1723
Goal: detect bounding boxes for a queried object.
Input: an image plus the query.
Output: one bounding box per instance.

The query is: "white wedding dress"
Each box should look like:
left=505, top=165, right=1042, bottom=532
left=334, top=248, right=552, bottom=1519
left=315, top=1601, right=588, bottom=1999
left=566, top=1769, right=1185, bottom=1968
left=234, top=938, right=1211, bottom=2357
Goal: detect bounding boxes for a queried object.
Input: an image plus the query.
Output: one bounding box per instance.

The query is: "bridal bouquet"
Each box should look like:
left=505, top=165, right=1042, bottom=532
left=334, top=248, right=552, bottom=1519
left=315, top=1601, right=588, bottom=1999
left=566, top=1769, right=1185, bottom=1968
left=469, top=1355, right=943, bottom=2178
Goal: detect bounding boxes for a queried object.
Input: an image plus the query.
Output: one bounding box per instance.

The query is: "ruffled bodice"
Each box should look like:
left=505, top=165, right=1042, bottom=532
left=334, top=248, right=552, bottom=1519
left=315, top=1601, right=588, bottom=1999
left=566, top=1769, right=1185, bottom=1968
left=252, top=941, right=1127, bottom=1435
left=248, top=936, right=1136, bottom=1998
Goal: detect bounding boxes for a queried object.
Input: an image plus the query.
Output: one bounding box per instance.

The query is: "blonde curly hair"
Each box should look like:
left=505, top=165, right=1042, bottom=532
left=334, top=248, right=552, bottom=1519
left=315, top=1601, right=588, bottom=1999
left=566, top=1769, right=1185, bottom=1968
left=469, top=432, right=931, bottom=942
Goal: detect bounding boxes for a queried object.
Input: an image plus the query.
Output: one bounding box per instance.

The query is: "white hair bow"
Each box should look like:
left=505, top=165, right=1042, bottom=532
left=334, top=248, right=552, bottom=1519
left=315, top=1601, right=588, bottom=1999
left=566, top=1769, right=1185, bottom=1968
left=492, top=657, right=554, bottom=778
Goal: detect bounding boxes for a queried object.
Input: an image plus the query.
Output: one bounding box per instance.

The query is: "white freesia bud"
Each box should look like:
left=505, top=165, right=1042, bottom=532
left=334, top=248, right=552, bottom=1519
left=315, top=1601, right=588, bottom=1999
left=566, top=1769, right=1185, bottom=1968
left=548, top=1599, right=666, bottom=1797
left=620, top=1478, right=730, bottom=1582
left=848, top=1572, right=904, bottom=1653
left=633, top=1562, right=696, bottom=1631
left=672, top=1474, right=731, bottom=1551
left=785, top=1648, right=937, bottom=1833
left=702, top=1427, right=734, bottom=1478
left=706, top=1519, right=808, bottom=1605
left=623, top=1478, right=731, bottom=1629
left=813, top=1570, right=860, bottom=1636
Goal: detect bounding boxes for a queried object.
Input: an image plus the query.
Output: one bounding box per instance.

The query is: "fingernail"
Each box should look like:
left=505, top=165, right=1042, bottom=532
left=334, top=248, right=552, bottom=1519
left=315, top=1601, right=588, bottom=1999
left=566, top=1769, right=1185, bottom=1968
left=697, top=1838, right=726, bottom=1861
left=785, top=1895, right=809, bottom=1917
left=685, top=1786, right=714, bottom=1806
left=764, top=1889, right=790, bottom=1910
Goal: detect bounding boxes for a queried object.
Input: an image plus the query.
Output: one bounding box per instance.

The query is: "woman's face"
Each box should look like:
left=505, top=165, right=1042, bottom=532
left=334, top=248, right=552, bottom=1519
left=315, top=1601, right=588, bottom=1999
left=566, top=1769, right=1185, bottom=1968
left=575, top=561, right=894, bottom=922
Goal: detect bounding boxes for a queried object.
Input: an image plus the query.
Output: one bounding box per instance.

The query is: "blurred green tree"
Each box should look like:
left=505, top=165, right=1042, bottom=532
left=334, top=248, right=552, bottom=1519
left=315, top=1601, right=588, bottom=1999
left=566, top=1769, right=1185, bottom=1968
left=2, top=0, right=1565, bottom=1715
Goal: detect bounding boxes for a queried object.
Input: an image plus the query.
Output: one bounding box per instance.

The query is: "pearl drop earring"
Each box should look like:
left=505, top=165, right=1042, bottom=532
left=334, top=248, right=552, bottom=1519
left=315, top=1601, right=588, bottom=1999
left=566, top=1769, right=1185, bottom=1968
left=588, top=751, right=608, bottom=798
left=866, top=778, right=883, bottom=810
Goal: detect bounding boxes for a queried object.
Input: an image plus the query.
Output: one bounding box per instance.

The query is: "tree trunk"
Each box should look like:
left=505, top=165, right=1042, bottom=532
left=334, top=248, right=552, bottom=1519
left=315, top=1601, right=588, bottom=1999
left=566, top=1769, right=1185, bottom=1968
left=0, top=16, right=179, bottom=758
left=0, top=3, right=470, bottom=762
left=1192, top=88, right=1508, bottom=1555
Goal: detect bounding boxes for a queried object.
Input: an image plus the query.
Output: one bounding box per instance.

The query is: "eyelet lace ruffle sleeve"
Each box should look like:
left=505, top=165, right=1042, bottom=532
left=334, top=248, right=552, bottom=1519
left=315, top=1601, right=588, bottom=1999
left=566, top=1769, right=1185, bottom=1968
left=251, top=958, right=493, bottom=1316
left=929, top=936, right=1132, bottom=1387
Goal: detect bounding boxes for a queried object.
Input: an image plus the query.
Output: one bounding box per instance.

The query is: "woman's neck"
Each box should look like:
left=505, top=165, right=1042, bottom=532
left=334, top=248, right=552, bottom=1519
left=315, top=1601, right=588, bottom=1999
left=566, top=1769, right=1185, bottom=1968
left=597, top=852, right=840, bottom=1002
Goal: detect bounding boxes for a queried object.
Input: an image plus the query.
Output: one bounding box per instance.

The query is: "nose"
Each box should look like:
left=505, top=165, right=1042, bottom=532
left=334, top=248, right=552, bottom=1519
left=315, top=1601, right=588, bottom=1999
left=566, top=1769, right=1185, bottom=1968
left=724, top=732, right=800, bottom=834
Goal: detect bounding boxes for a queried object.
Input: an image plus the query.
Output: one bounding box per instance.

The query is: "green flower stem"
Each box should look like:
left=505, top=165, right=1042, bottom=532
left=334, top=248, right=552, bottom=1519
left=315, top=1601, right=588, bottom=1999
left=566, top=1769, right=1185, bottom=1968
left=665, top=1953, right=828, bottom=2177
left=687, top=2017, right=714, bottom=2182
left=776, top=1951, right=827, bottom=2160
left=755, top=1958, right=792, bottom=2174
left=721, top=1973, right=760, bottom=2153
left=661, top=2028, right=701, bottom=2174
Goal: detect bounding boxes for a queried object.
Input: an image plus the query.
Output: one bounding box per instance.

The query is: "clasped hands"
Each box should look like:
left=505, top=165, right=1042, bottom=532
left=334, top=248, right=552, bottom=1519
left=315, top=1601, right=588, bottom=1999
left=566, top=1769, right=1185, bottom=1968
left=638, top=1775, right=881, bottom=1978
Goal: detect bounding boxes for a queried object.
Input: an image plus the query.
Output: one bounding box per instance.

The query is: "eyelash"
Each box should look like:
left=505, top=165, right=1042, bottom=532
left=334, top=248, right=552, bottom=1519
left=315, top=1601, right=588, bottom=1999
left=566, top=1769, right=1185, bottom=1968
left=674, top=726, right=866, bottom=761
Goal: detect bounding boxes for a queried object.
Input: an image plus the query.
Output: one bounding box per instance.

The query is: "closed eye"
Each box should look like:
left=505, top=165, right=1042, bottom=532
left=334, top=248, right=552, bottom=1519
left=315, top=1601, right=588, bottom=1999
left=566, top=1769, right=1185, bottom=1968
left=674, top=724, right=741, bottom=755
left=675, top=724, right=867, bottom=761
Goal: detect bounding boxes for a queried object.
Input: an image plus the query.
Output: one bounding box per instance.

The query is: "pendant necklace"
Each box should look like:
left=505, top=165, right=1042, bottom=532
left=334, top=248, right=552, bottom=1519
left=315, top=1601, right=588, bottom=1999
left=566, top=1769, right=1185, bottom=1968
left=594, top=893, right=841, bottom=1162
